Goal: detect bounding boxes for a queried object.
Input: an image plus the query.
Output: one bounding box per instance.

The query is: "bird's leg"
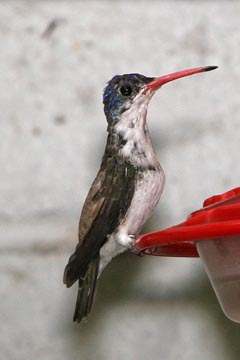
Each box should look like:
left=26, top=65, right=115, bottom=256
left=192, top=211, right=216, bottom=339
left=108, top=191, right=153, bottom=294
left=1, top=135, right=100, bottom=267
left=128, top=234, right=136, bottom=243
left=115, top=229, right=136, bottom=248
left=115, top=231, right=142, bottom=256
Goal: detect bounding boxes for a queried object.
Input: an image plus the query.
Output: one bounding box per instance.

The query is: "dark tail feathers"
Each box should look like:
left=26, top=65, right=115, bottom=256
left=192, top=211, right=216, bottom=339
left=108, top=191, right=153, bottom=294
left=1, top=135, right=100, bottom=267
left=73, top=255, right=100, bottom=322
left=64, top=255, right=100, bottom=323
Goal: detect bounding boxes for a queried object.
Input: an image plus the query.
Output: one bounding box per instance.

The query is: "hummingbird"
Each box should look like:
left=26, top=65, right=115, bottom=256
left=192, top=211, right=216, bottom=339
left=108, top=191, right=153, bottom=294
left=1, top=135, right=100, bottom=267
left=63, top=65, right=217, bottom=323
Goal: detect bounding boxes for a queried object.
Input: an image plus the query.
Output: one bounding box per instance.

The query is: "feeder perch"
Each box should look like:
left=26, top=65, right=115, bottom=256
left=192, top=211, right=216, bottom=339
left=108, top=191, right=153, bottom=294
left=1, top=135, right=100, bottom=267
left=135, top=187, right=240, bottom=322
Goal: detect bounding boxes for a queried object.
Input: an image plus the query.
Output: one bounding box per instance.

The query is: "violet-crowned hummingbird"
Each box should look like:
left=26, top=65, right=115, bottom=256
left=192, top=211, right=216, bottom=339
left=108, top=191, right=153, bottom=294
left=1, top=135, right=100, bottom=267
left=63, top=65, right=218, bottom=323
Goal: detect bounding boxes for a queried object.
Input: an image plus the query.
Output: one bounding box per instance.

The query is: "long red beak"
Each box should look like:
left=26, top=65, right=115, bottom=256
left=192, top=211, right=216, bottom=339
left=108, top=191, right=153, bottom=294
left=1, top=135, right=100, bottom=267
left=146, top=65, right=218, bottom=91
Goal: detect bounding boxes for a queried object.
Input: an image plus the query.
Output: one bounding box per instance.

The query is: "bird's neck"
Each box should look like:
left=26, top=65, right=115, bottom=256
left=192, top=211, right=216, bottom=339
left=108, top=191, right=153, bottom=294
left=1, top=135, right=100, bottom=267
left=105, top=110, right=159, bottom=169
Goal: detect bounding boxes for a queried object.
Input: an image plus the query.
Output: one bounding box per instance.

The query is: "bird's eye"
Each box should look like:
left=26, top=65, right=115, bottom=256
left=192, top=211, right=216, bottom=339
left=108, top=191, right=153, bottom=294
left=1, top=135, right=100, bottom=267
left=120, top=85, right=132, bottom=96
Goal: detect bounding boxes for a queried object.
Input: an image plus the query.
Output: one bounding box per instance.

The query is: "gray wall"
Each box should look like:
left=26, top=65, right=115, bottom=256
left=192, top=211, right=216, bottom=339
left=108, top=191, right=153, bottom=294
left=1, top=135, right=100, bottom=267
left=1, top=1, right=240, bottom=359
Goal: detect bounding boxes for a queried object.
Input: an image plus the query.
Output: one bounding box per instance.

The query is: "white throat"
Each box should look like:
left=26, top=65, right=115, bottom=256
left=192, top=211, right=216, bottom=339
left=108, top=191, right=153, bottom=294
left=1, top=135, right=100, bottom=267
left=114, top=90, right=158, bottom=168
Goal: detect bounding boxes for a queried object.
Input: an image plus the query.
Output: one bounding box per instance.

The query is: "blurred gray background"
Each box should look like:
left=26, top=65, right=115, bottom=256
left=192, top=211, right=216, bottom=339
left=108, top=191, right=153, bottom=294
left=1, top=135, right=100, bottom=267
left=1, top=1, right=240, bottom=359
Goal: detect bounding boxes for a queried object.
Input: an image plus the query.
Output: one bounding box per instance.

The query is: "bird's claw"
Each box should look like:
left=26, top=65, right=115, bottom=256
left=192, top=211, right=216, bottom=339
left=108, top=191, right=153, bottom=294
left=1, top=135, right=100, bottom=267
left=128, top=235, right=144, bottom=256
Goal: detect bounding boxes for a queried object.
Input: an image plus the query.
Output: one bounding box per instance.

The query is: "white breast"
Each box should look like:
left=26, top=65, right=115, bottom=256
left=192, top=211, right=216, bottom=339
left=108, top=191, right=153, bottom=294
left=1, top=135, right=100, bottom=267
left=122, top=166, right=165, bottom=234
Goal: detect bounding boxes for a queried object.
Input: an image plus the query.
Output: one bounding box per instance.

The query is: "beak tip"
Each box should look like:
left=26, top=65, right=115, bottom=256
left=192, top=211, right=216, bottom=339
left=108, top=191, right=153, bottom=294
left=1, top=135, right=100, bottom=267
left=203, top=65, right=218, bottom=72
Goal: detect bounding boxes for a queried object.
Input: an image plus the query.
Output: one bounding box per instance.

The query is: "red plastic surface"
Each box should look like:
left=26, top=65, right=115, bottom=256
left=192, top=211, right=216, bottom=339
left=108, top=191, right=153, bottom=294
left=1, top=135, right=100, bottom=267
left=134, top=187, right=240, bottom=257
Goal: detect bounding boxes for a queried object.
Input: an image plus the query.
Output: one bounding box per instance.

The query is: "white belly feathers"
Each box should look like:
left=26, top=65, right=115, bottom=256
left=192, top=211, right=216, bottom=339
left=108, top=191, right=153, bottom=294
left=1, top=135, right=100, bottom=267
left=122, top=167, right=165, bottom=234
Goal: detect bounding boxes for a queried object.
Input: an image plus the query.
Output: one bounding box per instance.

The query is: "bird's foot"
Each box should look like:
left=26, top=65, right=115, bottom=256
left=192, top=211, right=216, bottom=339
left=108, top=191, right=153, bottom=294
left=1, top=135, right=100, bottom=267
left=128, top=234, right=135, bottom=243
left=115, top=232, right=142, bottom=255
left=128, top=235, right=144, bottom=256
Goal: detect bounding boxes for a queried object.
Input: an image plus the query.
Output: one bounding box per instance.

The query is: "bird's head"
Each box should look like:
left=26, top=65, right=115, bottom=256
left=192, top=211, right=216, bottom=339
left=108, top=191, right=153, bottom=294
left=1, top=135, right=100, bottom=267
left=103, top=66, right=217, bottom=128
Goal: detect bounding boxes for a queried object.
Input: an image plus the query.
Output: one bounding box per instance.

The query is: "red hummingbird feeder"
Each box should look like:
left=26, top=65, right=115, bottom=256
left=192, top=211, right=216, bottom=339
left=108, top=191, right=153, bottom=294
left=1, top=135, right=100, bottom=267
left=134, top=187, right=240, bottom=323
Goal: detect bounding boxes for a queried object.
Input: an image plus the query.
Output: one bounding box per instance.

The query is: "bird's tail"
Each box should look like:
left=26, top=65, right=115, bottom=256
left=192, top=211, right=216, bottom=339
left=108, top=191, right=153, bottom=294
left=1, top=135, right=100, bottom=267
left=70, top=255, right=100, bottom=323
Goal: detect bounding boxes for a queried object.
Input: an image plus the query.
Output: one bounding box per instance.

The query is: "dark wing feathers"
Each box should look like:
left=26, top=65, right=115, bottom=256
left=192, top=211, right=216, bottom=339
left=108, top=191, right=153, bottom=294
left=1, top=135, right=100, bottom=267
left=63, top=156, right=136, bottom=287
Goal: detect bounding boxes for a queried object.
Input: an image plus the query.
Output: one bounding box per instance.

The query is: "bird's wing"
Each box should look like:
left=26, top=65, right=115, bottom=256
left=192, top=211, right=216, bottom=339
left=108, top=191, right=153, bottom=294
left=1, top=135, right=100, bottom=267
left=64, top=155, right=136, bottom=287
